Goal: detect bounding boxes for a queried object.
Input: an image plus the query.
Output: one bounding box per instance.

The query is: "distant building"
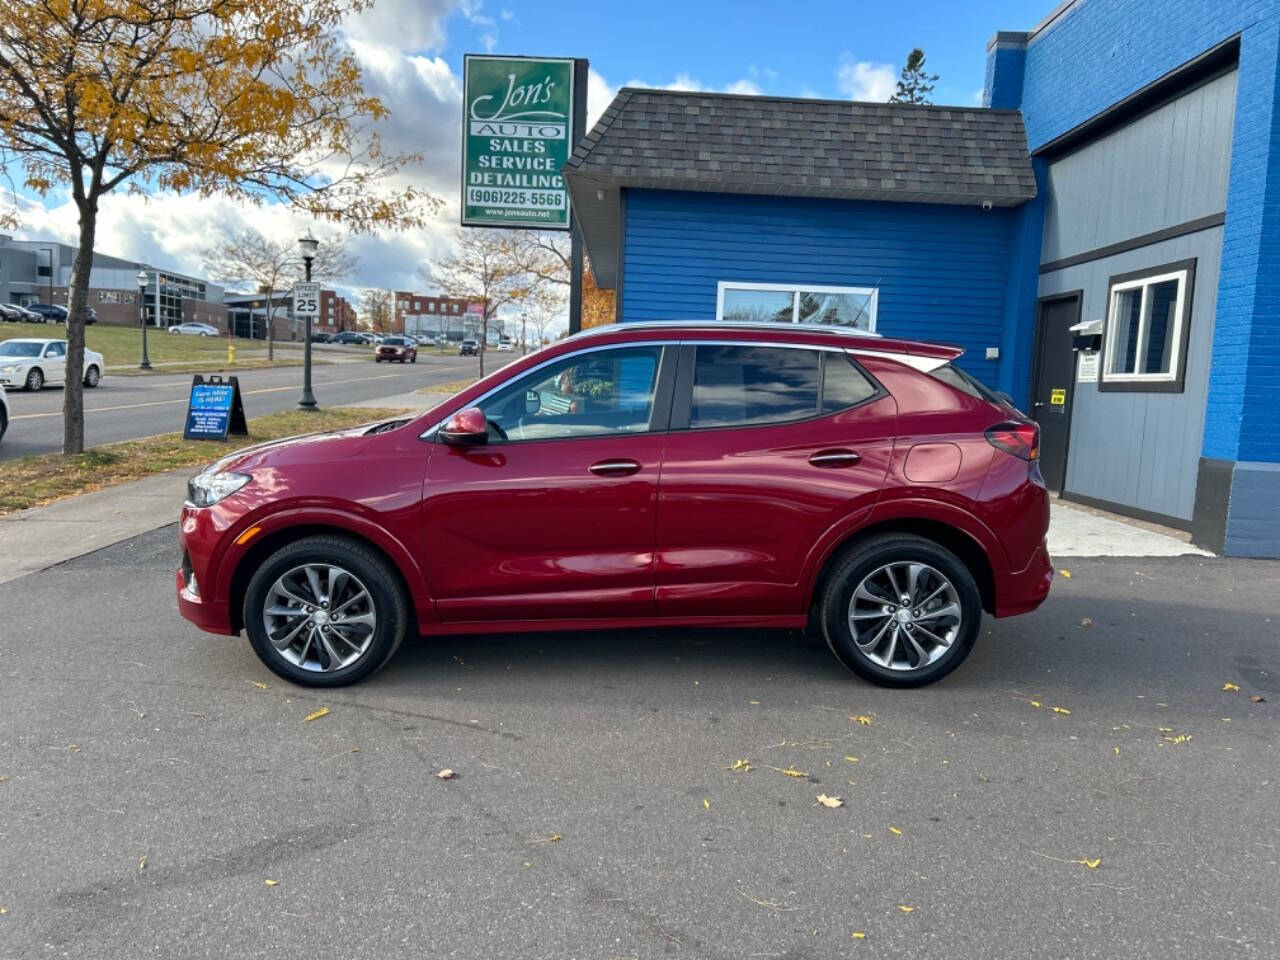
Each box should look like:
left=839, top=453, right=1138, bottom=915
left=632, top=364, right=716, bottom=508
left=224, top=287, right=355, bottom=340
left=318, top=289, right=357, bottom=333
left=0, top=235, right=226, bottom=329
left=392, top=292, right=481, bottom=338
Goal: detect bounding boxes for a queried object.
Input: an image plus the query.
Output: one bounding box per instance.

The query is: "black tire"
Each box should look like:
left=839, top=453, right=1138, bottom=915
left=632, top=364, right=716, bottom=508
left=819, top=534, right=981, bottom=688
left=243, top=535, right=410, bottom=688
left=24, top=367, right=43, bottom=391
left=410, top=355, right=416, bottom=363
left=84, top=365, right=100, bottom=388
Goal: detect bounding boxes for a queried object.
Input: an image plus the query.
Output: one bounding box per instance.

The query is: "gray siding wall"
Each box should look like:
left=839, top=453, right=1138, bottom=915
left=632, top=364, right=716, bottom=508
left=1038, top=228, right=1222, bottom=520
left=1041, top=70, right=1236, bottom=265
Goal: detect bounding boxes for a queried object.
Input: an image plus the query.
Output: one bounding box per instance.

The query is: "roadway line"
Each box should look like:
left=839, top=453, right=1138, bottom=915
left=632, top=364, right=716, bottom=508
left=9, top=373, right=412, bottom=421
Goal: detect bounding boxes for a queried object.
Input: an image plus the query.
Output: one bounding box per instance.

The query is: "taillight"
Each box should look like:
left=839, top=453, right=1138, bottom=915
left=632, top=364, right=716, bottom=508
left=985, top=420, right=1039, bottom=461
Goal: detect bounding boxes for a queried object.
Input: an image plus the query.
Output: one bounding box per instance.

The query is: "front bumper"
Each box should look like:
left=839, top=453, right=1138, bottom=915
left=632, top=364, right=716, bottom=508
left=0, top=371, right=25, bottom=388
left=176, top=505, right=237, bottom=635
left=993, top=540, right=1054, bottom=617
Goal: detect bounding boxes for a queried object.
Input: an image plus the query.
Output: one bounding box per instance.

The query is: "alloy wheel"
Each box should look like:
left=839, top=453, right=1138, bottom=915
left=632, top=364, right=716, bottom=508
left=262, top=563, right=378, bottom=672
left=847, top=561, right=962, bottom=671
left=26, top=368, right=42, bottom=391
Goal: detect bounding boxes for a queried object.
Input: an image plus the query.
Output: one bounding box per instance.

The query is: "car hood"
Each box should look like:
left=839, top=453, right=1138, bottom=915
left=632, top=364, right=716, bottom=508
left=201, top=416, right=412, bottom=475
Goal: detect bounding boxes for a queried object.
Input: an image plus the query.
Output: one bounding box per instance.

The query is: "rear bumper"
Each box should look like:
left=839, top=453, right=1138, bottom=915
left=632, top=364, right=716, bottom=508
left=993, top=540, right=1054, bottom=617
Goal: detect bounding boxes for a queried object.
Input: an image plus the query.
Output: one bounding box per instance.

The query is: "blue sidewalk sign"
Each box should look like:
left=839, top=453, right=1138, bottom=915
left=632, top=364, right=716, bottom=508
left=184, top=375, right=248, bottom=441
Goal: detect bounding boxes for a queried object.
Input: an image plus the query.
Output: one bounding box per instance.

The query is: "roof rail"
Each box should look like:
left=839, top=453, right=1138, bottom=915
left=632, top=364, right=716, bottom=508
left=570, top=319, right=884, bottom=339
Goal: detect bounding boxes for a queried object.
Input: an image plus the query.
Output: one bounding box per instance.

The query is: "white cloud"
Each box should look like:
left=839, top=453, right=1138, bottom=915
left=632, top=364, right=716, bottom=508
left=586, top=68, right=769, bottom=128
left=971, top=87, right=986, bottom=106
left=835, top=54, right=897, bottom=102
left=724, top=78, right=763, bottom=96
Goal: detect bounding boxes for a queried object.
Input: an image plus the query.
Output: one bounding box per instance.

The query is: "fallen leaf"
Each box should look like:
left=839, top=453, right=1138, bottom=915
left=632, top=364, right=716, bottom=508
left=1249, top=695, right=1266, bottom=703
left=782, top=766, right=809, bottom=778
left=748, top=699, right=760, bottom=705
left=1080, top=617, right=1093, bottom=628
left=1158, top=726, right=1174, bottom=733
left=1051, top=706, right=1071, bottom=715
left=851, top=715, right=874, bottom=726
left=898, top=905, right=914, bottom=913
left=816, top=794, right=844, bottom=808
left=264, top=879, right=278, bottom=887
left=1029, top=700, right=1043, bottom=709
left=437, top=768, right=456, bottom=780
left=1163, top=734, right=1192, bottom=745
left=1059, top=569, right=1072, bottom=579
left=1113, top=747, right=1120, bottom=755
left=1223, top=682, right=1241, bottom=692
left=303, top=707, right=329, bottom=723
left=889, top=826, right=903, bottom=836
left=703, top=799, right=710, bottom=810
left=0, top=905, right=6, bottom=915
left=852, top=931, right=867, bottom=939
left=727, top=758, right=753, bottom=772
left=1078, top=858, right=1102, bottom=869
left=844, top=756, right=859, bottom=763
left=138, top=854, right=147, bottom=871
left=529, top=834, right=562, bottom=844
left=247, top=680, right=269, bottom=690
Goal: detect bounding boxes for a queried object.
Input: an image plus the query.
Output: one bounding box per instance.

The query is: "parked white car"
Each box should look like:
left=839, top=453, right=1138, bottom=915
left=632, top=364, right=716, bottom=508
left=0, top=338, right=105, bottom=391
left=0, top=383, right=9, bottom=446
left=168, top=322, right=219, bottom=337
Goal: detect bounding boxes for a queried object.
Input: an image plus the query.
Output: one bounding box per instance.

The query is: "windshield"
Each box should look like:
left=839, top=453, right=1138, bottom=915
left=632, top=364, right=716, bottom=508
left=0, top=341, right=43, bottom=357
left=384, top=337, right=408, bottom=346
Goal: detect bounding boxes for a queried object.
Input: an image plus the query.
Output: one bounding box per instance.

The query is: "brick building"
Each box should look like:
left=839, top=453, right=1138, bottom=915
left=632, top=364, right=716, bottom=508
left=317, top=289, right=357, bottom=334
left=392, top=292, right=481, bottom=339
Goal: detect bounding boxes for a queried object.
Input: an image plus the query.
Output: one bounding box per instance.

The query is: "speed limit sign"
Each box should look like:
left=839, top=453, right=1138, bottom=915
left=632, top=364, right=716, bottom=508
left=292, top=282, right=320, bottom=319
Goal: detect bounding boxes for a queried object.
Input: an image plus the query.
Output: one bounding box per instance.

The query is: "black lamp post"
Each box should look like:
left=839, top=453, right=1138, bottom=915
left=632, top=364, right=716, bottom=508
left=297, top=232, right=319, bottom=409
left=137, top=270, right=152, bottom=370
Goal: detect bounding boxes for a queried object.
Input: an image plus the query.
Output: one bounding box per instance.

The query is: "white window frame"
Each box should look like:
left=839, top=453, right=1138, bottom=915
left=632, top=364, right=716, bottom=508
left=715, top=281, right=879, bottom=331
left=1102, top=267, right=1189, bottom=384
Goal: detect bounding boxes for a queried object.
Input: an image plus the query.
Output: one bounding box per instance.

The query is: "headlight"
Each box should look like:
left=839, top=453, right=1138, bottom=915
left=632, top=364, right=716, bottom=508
left=0, top=363, right=20, bottom=373
left=186, top=471, right=252, bottom=507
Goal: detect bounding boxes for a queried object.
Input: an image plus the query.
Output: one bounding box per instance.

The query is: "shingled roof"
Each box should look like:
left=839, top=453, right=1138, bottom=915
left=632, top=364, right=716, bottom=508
left=563, top=88, right=1036, bottom=287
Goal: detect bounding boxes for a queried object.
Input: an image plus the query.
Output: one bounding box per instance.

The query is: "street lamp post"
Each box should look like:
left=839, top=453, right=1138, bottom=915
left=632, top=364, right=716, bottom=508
left=297, top=232, right=319, bottom=410
left=136, top=270, right=151, bottom=370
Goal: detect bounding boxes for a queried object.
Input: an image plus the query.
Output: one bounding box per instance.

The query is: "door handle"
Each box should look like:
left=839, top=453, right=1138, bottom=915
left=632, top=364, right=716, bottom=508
left=589, top=458, right=642, bottom=477
left=808, top=449, right=861, bottom=468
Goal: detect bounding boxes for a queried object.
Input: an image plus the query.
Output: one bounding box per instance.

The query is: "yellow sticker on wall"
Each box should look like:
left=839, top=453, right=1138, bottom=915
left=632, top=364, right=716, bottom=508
left=1050, top=388, right=1066, bottom=406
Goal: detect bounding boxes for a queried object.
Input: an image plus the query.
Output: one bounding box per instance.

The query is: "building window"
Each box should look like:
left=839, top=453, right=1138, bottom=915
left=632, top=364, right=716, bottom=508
left=716, top=281, right=878, bottom=331
left=1101, top=259, right=1195, bottom=392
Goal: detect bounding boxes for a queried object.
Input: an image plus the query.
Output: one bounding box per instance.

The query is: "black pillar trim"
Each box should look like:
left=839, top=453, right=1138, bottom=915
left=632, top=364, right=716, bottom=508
left=1190, top=457, right=1233, bottom=554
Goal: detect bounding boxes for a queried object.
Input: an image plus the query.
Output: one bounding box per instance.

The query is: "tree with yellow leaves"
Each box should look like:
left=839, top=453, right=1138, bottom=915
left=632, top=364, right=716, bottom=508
left=0, top=0, right=435, bottom=453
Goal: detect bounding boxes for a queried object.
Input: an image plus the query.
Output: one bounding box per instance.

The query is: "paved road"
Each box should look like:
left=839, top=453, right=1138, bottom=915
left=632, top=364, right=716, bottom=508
left=0, top=349, right=484, bottom=459
left=1, top=536, right=1276, bottom=959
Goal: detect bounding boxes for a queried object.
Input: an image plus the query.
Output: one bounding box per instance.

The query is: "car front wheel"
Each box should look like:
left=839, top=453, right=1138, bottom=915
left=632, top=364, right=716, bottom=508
left=819, top=534, right=981, bottom=688
left=84, top=365, right=100, bottom=388
left=243, top=535, right=409, bottom=687
left=24, top=367, right=43, bottom=391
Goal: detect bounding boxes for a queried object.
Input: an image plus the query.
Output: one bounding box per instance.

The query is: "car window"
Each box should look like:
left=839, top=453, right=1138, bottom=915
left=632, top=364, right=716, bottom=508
left=691, top=345, right=820, bottom=428
left=822, top=352, right=879, bottom=412
left=46, top=342, right=66, bottom=357
left=0, top=341, right=41, bottom=357
left=928, top=362, right=1006, bottom=406
left=478, top=345, right=662, bottom=442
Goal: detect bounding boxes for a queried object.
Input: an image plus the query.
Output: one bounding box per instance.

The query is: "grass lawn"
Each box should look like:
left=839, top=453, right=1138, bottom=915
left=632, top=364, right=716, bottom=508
left=0, top=406, right=406, bottom=515
left=0, top=321, right=315, bottom=371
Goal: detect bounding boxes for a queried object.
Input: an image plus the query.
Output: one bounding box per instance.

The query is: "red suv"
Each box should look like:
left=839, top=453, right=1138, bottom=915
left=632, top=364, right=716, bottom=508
left=375, top=336, right=417, bottom=363
left=177, top=322, right=1052, bottom=688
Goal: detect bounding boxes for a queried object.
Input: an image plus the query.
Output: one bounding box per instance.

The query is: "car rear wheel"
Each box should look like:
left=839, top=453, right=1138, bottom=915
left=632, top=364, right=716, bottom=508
left=24, top=367, right=43, bottom=391
left=243, top=535, right=409, bottom=687
left=84, top=365, right=100, bottom=388
left=819, top=534, right=981, bottom=688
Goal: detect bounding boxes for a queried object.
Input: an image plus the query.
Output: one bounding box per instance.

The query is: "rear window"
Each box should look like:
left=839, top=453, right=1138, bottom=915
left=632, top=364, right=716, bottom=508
left=928, top=362, right=1007, bottom=406
left=690, top=346, right=879, bottom=428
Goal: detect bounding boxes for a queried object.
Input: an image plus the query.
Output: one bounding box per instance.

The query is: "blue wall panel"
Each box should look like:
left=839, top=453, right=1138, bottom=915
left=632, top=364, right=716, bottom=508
left=622, top=190, right=1017, bottom=387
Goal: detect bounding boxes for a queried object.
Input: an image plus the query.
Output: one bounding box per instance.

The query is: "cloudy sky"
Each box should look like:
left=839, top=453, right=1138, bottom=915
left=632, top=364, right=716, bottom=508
left=4, top=0, right=1039, bottom=307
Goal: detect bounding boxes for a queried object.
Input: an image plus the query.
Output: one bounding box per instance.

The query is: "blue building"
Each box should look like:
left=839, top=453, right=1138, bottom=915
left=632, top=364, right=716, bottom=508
left=564, top=0, right=1280, bottom=558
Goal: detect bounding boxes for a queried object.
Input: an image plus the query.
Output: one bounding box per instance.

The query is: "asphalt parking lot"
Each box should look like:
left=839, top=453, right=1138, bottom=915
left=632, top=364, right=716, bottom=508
left=0, top=528, right=1276, bottom=959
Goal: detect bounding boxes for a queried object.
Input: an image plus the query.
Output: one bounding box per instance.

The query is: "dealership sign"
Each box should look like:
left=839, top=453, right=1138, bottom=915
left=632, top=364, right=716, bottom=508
left=462, top=55, right=575, bottom=230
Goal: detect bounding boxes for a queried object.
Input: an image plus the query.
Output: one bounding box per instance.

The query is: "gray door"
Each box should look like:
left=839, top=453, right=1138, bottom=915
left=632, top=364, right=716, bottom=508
left=1031, top=293, right=1081, bottom=493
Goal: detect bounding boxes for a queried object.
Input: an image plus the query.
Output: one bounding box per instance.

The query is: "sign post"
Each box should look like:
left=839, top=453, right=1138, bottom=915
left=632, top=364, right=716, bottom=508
left=292, top=279, right=320, bottom=409
left=183, top=375, right=247, bottom=441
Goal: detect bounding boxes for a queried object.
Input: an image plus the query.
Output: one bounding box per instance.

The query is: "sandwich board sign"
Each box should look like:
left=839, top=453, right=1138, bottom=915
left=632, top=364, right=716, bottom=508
left=461, top=55, right=576, bottom=230
left=184, top=375, right=247, bottom=441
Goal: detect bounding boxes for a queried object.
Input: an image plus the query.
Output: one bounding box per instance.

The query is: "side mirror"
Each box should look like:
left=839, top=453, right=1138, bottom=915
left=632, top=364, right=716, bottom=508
left=524, top=390, right=541, bottom=415
left=439, top=406, right=489, bottom=446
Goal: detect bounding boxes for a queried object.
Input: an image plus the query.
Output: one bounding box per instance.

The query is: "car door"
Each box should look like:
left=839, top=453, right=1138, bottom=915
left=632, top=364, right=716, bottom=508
left=654, top=343, right=897, bottom=617
left=422, top=342, right=676, bottom=622
left=42, top=342, right=67, bottom=383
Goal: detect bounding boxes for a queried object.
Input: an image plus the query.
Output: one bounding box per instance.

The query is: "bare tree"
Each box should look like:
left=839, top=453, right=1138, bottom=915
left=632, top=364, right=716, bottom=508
left=203, top=229, right=359, bottom=359
left=0, top=0, right=432, bottom=453
left=523, top=282, right=568, bottom=351
left=424, top=229, right=531, bottom=376
left=360, top=289, right=393, bottom=333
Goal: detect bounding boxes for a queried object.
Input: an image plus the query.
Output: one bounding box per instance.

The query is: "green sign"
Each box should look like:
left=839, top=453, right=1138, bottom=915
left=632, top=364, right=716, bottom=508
left=462, top=55, right=575, bottom=230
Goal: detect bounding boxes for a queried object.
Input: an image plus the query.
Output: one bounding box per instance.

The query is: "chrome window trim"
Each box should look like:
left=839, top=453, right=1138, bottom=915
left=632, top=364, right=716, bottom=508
left=569, top=319, right=885, bottom=341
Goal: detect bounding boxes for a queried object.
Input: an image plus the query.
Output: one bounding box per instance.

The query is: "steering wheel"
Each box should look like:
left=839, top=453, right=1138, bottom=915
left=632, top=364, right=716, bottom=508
left=487, top=418, right=509, bottom=441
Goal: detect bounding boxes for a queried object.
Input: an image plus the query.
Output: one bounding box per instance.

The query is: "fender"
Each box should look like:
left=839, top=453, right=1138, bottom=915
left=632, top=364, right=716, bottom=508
left=209, top=504, right=438, bottom=626
left=799, top=497, right=1010, bottom=610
